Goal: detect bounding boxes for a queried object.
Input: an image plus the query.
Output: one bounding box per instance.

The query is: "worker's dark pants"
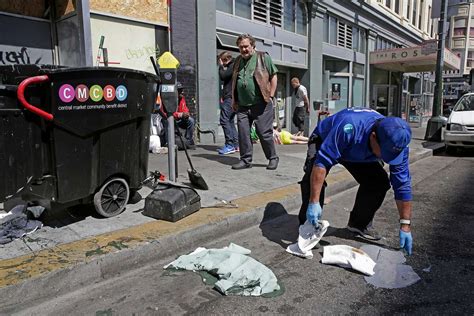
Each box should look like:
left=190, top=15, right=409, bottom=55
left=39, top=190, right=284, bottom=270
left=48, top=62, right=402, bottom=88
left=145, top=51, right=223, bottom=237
left=298, top=139, right=391, bottom=228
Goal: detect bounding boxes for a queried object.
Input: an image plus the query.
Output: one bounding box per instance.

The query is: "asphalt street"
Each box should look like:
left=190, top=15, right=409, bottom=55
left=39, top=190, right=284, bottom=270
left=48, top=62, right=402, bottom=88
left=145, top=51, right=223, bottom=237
left=11, top=153, right=474, bottom=315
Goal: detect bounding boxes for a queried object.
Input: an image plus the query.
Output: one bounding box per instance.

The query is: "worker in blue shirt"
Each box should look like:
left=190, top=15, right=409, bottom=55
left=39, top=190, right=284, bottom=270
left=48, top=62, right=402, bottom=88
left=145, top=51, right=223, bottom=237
left=299, top=108, right=413, bottom=255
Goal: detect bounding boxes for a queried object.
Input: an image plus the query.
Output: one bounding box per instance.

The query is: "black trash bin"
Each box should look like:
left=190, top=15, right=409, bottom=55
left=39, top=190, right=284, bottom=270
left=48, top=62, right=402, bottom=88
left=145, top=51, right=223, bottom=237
left=0, top=65, right=158, bottom=217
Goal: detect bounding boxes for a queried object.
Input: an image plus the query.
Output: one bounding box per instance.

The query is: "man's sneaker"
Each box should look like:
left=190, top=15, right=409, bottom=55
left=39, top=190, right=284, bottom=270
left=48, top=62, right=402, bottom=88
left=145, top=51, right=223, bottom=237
left=218, top=144, right=236, bottom=155
left=286, top=243, right=313, bottom=259
left=347, top=225, right=382, bottom=241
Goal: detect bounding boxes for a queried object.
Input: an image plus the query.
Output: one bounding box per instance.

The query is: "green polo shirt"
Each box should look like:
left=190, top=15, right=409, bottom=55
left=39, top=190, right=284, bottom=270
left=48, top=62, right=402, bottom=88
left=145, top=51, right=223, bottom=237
left=236, top=53, right=278, bottom=107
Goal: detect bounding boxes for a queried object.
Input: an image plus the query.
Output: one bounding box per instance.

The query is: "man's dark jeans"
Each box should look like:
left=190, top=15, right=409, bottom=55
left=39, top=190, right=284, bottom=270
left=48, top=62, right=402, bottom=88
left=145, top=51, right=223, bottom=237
left=176, top=116, right=195, bottom=145
left=220, top=98, right=238, bottom=147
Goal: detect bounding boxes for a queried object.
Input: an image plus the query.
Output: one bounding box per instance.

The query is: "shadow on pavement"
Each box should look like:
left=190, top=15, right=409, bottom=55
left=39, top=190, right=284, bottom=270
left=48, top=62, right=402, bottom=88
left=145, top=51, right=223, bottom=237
left=192, top=153, right=240, bottom=166
left=197, top=145, right=222, bottom=152
left=259, top=202, right=299, bottom=249
left=324, top=226, right=391, bottom=248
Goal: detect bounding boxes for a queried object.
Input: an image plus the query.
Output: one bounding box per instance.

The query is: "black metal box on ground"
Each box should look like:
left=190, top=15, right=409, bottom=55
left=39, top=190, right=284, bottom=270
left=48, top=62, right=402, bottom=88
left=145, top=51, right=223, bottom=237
left=143, top=183, right=201, bottom=222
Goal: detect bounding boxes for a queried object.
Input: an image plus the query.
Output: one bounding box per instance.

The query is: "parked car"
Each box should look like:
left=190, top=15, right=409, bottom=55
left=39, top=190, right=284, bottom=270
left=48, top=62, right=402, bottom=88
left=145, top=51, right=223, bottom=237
left=444, top=92, right=474, bottom=154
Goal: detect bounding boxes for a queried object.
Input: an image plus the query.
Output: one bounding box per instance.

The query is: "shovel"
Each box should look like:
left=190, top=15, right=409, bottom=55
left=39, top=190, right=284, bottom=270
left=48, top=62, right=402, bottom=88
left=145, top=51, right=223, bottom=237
left=175, top=126, right=209, bottom=190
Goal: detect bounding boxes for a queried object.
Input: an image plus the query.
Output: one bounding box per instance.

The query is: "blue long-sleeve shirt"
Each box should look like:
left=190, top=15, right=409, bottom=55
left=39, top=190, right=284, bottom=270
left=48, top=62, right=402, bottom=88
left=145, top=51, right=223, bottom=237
left=312, top=108, right=412, bottom=201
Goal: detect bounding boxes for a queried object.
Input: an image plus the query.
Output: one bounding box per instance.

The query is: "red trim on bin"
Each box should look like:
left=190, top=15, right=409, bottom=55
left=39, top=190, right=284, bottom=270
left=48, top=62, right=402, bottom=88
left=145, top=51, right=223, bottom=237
left=17, top=75, right=54, bottom=122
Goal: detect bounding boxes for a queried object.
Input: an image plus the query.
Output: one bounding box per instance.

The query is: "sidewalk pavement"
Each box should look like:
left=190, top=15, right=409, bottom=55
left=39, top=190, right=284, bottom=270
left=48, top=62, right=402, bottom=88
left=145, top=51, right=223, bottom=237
left=0, top=125, right=444, bottom=305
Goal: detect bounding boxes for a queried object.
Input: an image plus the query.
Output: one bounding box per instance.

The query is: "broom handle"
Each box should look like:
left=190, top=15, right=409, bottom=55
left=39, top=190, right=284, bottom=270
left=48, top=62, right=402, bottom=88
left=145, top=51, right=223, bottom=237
left=175, top=123, right=195, bottom=171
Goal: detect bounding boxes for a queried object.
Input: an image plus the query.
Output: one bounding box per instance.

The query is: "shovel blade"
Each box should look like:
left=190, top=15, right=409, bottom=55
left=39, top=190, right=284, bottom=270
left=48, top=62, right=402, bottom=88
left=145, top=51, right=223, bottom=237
left=188, top=169, right=209, bottom=190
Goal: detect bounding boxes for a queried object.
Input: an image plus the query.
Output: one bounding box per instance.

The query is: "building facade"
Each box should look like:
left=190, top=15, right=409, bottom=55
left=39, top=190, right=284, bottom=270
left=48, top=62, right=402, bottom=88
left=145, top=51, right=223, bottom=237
left=442, top=0, right=474, bottom=111
left=1, top=0, right=449, bottom=143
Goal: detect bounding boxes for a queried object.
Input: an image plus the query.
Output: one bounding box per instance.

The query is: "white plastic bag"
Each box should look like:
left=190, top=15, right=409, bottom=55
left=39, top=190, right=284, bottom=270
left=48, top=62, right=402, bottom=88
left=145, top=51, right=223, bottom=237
left=149, top=135, right=162, bottom=153
left=321, top=245, right=376, bottom=276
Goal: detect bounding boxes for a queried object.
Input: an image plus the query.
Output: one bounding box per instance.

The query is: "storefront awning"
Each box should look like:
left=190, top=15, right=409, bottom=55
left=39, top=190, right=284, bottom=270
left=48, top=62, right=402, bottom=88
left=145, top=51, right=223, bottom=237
left=370, top=45, right=461, bottom=72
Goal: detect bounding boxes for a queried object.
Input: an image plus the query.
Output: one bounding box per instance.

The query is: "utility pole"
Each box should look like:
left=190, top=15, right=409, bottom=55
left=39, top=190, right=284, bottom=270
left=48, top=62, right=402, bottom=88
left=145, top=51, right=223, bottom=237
left=425, top=0, right=449, bottom=141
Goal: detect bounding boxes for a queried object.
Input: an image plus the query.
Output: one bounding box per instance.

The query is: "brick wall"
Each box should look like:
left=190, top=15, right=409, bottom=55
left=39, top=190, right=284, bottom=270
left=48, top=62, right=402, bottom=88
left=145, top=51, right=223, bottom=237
left=170, top=0, right=198, bottom=118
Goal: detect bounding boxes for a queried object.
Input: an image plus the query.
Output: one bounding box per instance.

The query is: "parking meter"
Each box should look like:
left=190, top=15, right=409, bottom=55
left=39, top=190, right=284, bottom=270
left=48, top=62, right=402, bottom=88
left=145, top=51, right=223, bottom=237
left=157, top=52, right=180, bottom=181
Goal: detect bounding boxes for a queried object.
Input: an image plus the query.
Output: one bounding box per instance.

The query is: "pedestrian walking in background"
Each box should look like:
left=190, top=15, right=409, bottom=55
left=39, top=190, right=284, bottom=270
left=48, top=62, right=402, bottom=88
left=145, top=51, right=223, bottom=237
left=297, top=107, right=414, bottom=256
left=231, top=33, right=279, bottom=170
left=218, top=51, right=239, bottom=155
left=291, top=77, right=309, bottom=136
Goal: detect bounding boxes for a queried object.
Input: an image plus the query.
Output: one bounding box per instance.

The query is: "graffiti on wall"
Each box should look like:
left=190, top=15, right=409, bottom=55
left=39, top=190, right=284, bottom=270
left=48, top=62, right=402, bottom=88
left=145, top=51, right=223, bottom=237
left=125, top=45, right=161, bottom=61
left=0, top=47, right=42, bottom=65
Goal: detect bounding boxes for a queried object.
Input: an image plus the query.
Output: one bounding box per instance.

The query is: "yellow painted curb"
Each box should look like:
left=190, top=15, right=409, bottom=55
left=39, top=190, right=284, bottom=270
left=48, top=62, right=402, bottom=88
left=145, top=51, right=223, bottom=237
left=0, top=184, right=301, bottom=288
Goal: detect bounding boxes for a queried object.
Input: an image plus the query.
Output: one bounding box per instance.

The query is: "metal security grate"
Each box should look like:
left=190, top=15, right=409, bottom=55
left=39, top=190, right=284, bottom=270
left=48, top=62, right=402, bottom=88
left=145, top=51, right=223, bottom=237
left=269, top=0, right=282, bottom=27
left=337, top=20, right=352, bottom=49
left=253, top=0, right=267, bottom=23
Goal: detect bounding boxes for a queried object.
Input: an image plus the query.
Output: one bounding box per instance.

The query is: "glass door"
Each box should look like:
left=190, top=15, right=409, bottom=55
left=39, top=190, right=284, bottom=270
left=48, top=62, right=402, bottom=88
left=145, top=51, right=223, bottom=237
left=372, top=85, right=398, bottom=116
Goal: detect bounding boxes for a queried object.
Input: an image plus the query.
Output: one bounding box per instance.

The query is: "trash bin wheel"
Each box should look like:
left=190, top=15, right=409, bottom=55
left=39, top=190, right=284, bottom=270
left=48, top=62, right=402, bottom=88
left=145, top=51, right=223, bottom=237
left=93, top=178, right=130, bottom=217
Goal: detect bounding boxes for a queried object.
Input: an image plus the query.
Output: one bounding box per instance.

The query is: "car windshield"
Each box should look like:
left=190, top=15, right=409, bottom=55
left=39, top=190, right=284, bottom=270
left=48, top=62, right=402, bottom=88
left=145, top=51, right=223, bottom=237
left=454, top=95, right=474, bottom=111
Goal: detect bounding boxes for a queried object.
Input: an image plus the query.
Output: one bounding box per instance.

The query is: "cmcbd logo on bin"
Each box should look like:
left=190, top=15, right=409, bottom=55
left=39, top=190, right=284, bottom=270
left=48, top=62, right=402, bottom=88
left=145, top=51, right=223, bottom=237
left=57, top=83, right=128, bottom=111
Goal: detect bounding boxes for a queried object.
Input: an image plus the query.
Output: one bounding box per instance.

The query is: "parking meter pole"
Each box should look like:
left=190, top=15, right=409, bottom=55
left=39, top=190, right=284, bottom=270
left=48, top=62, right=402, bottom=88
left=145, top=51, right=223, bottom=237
left=167, top=116, right=176, bottom=182
left=156, top=52, right=181, bottom=181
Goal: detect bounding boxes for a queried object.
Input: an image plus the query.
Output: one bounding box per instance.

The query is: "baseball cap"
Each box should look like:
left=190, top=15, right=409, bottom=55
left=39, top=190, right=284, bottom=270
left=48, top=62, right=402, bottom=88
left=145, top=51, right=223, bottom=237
left=375, top=117, right=412, bottom=165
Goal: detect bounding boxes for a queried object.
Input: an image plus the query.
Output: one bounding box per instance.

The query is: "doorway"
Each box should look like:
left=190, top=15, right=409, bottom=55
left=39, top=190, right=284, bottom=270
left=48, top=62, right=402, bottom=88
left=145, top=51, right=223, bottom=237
left=372, top=85, right=397, bottom=116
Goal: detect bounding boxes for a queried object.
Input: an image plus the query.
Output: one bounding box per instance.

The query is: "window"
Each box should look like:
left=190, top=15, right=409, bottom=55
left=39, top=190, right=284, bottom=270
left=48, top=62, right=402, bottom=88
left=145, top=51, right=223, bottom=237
left=427, top=6, right=431, bottom=32
left=323, top=14, right=329, bottom=43
left=329, top=16, right=337, bottom=45
left=296, top=1, right=308, bottom=35
left=235, top=0, right=251, bottom=19
left=454, top=28, right=466, bottom=36
left=284, top=0, right=295, bottom=32
left=412, top=0, right=417, bottom=26
left=419, top=0, right=423, bottom=29
left=407, top=0, right=411, bottom=20
left=353, top=63, right=365, bottom=76
left=217, top=0, right=233, bottom=14
left=394, top=0, right=400, bottom=14
left=352, top=27, right=359, bottom=52
left=325, top=59, right=349, bottom=73
left=385, top=0, right=391, bottom=8
left=359, top=29, right=366, bottom=53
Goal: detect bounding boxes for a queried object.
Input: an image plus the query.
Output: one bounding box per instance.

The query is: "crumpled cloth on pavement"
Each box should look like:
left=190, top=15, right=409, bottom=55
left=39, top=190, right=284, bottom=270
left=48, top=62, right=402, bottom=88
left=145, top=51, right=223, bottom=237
left=0, top=205, right=44, bottom=245
left=164, top=243, right=280, bottom=296
left=286, top=220, right=329, bottom=259
left=361, top=244, right=420, bottom=288
left=321, top=245, right=376, bottom=276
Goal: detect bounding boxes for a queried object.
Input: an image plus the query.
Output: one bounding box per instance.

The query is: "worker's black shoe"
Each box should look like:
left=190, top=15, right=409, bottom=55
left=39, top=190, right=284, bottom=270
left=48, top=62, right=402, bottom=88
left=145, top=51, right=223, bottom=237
left=266, top=157, right=279, bottom=170
left=347, top=225, right=382, bottom=241
left=232, top=161, right=252, bottom=170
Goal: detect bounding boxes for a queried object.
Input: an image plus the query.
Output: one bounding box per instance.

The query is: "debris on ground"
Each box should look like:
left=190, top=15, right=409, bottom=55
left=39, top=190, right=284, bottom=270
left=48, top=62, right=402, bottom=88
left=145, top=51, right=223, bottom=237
left=321, top=245, right=376, bottom=276
left=0, top=205, right=45, bottom=244
left=164, top=243, right=281, bottom=296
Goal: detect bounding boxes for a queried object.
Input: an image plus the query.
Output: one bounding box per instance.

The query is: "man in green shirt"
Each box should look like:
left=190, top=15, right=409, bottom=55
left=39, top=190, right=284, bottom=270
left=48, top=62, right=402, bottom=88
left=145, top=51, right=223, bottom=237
left=231, top=33, right=279, bottom=170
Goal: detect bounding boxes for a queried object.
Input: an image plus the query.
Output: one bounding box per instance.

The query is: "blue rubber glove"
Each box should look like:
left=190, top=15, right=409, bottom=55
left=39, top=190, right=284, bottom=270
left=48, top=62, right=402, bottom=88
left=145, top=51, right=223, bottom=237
left=306, top=202, right=322, bottom=226
left=399, top=229, right=413, bottom=255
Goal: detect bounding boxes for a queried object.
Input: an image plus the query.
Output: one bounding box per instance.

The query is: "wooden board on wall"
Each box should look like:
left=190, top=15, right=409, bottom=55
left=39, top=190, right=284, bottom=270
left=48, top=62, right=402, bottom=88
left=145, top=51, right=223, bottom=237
left=90, top=0, right=168, bottom=25
left=0, top=0, right=46, bottom=18
left=55, top=0, right=76, bottom=18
